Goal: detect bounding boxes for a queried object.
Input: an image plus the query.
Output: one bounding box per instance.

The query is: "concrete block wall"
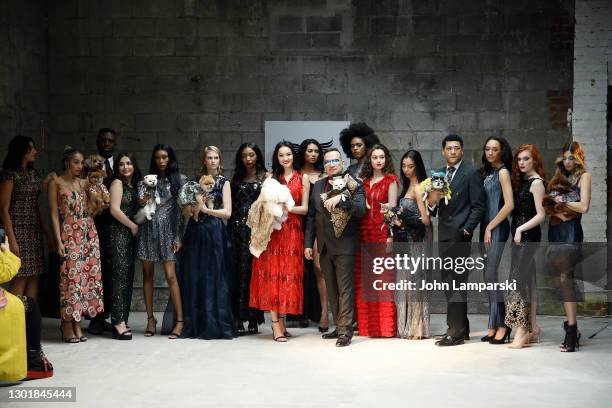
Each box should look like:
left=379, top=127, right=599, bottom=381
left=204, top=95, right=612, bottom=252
left=572, top=0, right=611, bottom=243
left=0, top=0, right=50, bottom=167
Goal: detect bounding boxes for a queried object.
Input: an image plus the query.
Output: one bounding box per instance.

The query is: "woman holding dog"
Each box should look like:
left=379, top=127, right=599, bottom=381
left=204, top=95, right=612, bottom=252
left=137, top=144, right=186, bottom=339
left=108, top=152, right=141, bottom=340
left=178, top=145, right=236, bottom=339
left=48, top=147, right=104, bottom=343
left=546, top=141, right=591, bottom=352
left=356, top=143, right=399, bottom=338
left=249, top=141, right=310, bottom=342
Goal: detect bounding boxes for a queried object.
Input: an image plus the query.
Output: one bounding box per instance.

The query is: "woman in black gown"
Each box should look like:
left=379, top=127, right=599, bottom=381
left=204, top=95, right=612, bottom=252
left=505, top=144, right=546, bottom=349
left=227, top=143, right=267, bottom=335
left=178, top=146, right=236, bottom=339
left=547, top=141, right=591, bottom=352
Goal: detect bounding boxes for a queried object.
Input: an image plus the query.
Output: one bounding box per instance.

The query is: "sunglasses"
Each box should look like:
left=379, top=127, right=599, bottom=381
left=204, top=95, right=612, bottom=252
left=323, top=159, right=341, bottom=167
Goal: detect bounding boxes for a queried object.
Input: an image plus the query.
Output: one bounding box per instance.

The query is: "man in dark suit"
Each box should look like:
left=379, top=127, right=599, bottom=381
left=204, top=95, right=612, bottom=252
left=304, top=148, right=366, bottom=347
left=89, top=128, right=117, bottom=335
left=427, top=134, right=485, bottom=346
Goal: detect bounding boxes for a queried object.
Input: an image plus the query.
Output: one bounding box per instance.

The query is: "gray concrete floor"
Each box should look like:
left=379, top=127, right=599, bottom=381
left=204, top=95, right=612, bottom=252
left=2, top=313, right=612, bottom=408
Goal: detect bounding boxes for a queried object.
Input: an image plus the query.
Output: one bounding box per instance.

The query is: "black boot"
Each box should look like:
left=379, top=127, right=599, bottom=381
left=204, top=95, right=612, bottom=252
left=26, top=349, right=54, bottom=380
left=560, top=321, right=569, bottom=349
left=561, top=323, right=579, bottom=352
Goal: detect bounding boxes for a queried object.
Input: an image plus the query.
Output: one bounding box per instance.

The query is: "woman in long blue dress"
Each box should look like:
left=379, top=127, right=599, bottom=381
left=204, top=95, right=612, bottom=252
left=479, top=137, right=514, bottom=344
left=547, top=141, right=591, bottom=352
left=178, top=145, right=236, bottom=339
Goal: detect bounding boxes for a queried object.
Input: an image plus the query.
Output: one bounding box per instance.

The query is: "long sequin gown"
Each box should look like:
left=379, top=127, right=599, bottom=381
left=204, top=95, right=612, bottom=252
left=108, top=181, right=138, bottom=325
left=227, top=176, right=265, bottom=325
left=137, top=176, right=185, bottom=262
left=179, top=175, right=236, bottom=339
left=250, top=172, right=304, bottom=314
left=506, top=177, right=542, bottom=330
left=57, top=188, right=104, bottom=321
left=480, top=168, right=510, bottom=330
left=355, top=174, right=398, bottom=337
left=393, top=197, right=432, bottom=338
left=0, top=169, right=45, bottom=277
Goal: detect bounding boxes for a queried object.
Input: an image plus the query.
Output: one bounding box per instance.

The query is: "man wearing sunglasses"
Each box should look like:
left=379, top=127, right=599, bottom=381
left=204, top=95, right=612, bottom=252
left=304, top=148, right=366, bottom=347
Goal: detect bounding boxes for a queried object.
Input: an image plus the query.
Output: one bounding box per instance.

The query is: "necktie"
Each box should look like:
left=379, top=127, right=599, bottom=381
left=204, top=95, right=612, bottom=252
left=446, top=166, right=456, bottom=182
left=104, top=159, right=112, bottom=179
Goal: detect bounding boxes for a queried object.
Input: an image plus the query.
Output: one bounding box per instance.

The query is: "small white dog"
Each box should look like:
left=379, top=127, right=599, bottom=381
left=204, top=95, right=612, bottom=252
left=260, top=177, right=295, bottom=230
left=134, top=174, right=161, bottom=224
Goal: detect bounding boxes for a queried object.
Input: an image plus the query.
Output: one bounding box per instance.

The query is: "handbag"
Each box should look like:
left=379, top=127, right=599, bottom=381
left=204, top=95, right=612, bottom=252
left=504, top=290, right=529, bottom=329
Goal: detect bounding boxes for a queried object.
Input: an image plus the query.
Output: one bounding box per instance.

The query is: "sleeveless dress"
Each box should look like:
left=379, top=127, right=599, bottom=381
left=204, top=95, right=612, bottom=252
left=137, top=176, right=186, bottom=263
left=480, top=168, right=510, bottom=330
left=227, top=176, right=265, bottom=325
left=108, top=181, right=138, bottom=325
left=179, top=175, right=236, bottom=339
left=355, top=174, right=398, bottom=338
left=57, top=188, right=104, bottom=321
left=393, top=196, right=432, bottom=338
left=249, top=172, right=304, bottom=314
left=0, top=169, right=45, bottom=277
left=505, top=177, right=542, bottom=330
left=547, top=177, right=583, bottom=302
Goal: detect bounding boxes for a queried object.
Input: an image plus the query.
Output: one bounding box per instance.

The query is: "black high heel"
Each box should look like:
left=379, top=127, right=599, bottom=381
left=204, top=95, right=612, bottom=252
left=489, top=327, right=512, bottom=344
left=247, top=320, right=259, bottom=335
left=319, top=326, right=329, bottom=333
left=112, top=326, right=133, bottom=340
left=59, top=320, right=79, bottom=344
left=73, top=321, right=87, bottom=342
left=236, top=321, right=246, bottom=336
left=481, top=334, right=493, bottom=342
left=561, top=323, right=579, bottom=352
left=144, top=315, right=157, bottom=337
left=271, top=320, right=287, bottom=342
left=279, top=315, right=292, bottom=338
left=168, top=320, right=184, bottom=339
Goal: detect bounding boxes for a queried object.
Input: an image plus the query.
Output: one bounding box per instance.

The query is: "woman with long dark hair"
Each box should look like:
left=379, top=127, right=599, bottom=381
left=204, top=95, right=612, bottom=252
left=137, top=144, right=186, bottom=339
left=355, top=143, right=399, bottom=338
left=294, top=139, right=329, bottom=332
left=178, top=146, right=236, bottom=339
left=393, top=149, right=431, bottom=339
left=479, top=136, right=514, bottom=345
left=107, top=152, right=142, bottom=340
left=547, top=141, right=591, bottom=352
left=249, top=141, right=310, bottom=342
left=228, top=143, right=267, bottom=335
left=48, top=147, right=104, bottom=343
left=339, top=123, right=380, bottom=179
left=505, top=144, right=546, bottom=349
left=0, top=136, right=50, bottom=299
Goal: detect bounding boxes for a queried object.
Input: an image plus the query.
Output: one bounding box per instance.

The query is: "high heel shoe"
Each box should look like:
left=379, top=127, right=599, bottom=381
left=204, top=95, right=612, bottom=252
left=278, top=315, right=292, bottom=338
left=144, top=315, right=157, bottom=337
left=481, top=333, right=494, bottom=342
left=489, top=327, right=512, bottom=344
left=319, top=326, right=329, bottom=333
left=168, top=320, right=184, bottom=339
left=560, top=323, right=579, bottom=352
left=72, top=321, right=87, bottom=342
left=112, top=326, right=133, bottom=340
left=508, top=329, right=530, bottom=349
left=247, top=320, right=259, bottom=335
left=529, top=325, right=541, bottom=344
left=59, top=320, right=80, bottom=344
left=271, top=320, right=287, bottom=342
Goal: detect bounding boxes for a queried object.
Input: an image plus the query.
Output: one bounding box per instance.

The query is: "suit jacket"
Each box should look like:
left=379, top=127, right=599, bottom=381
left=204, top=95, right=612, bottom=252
left=304, top=173, right=366, bottom=256
left=432, top=162, right=485, bottom=242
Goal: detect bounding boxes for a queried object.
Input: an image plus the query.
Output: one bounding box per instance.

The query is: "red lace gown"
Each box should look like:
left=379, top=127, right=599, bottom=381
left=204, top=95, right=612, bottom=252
left=355, top=174, right=398, bottom=337
left=249, top=172, right=304, bottom=314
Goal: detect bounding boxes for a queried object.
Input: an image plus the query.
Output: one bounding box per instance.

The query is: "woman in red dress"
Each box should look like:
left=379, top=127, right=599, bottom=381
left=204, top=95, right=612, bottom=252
left=249, top=141, right=310, bottom=342
left=355, top=144, right=399, bottom=338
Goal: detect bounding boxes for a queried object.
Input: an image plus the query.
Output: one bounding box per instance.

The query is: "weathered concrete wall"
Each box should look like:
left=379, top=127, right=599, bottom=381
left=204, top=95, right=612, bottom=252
left=0, top=0, right=49, bottom=167
left=44, top=0, right=574, bottom=177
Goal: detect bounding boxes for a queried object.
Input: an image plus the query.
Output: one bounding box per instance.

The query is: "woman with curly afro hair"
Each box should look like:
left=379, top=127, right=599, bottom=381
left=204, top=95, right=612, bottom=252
left=339, top=122, right=380, bottom=179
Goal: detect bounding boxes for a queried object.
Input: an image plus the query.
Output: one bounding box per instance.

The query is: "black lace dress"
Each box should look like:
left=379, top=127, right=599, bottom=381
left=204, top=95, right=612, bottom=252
left=227, top=176, right=265, bottom=325
left=505, top=177, right=542, bottom=330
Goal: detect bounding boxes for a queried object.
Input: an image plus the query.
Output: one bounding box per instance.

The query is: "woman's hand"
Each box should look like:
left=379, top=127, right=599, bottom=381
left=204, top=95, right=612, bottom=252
left=1, top=236, right=9, bottom=252
left=129, top=223, right=138, bottom=237
left=57, top=242, right=66, bottom=258
left=8, top=237, right=19, bottom=257
left=483, top=227, right=492, bottom=250
left=172, top=241, right=182, bottom=254
left=513, top=229, right=522, bottom=245
left=138, top=194, right=150, bottom=207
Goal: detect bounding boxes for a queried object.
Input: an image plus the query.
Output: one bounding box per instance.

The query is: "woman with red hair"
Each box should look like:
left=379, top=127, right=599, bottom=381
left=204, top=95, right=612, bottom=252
left=505, top=144, right=546, bottom=349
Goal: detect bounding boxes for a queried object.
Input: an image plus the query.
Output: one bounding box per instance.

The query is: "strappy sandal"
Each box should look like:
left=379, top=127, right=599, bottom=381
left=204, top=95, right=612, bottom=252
left=144, top=315, right=157, bottom=337
left=271, top=320, right=287, bottom=342
left=168, top=320, right=184, bottom=339
left=279, top=315, right=292, bottom=338
left=59, top=320, right=80, bottom=344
